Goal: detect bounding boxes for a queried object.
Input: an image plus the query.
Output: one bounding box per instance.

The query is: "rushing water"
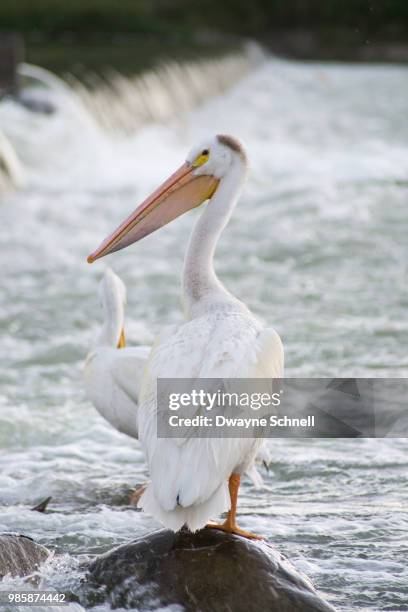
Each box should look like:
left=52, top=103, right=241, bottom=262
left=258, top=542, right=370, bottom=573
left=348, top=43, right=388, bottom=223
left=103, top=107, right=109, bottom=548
left=0, top=57, right=407, bottom=611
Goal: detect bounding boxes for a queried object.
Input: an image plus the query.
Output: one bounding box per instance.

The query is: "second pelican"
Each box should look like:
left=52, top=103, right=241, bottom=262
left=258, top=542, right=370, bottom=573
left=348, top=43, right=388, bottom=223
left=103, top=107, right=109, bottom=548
left=84, top=267, right=150, bottom=439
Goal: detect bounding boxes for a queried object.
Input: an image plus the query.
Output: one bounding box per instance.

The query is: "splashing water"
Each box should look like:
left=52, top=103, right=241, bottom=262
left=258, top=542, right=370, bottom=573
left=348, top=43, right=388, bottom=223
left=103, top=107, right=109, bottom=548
left=0, top=54, right=407, bottom=611
left=68, top=43, right=265, bottom=135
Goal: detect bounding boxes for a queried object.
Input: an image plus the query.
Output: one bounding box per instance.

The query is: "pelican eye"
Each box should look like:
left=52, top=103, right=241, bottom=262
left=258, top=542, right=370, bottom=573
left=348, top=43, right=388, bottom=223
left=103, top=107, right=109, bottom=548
left=192, top=149, right=210, bottom=167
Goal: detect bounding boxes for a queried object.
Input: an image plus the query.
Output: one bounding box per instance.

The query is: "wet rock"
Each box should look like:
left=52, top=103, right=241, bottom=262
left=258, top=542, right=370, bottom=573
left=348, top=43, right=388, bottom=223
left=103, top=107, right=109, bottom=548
left=30, top=496, right=52, bottom=513
left=81, top=528, right=336, bottom=611
left=0, top=534, right=50, bottom=579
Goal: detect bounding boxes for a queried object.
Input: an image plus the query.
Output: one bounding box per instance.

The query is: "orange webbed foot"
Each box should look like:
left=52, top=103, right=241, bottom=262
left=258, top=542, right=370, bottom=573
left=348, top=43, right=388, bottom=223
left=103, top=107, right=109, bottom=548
left=206, top=520, right=263, bottom=541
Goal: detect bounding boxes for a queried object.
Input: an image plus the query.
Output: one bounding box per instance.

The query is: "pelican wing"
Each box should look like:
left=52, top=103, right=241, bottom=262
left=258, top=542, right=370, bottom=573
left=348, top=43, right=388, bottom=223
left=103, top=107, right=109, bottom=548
left=110, top=346, right=151, bottom=404
left=160, top=326, right=283, bottom=443
left=85, top=345, right=151, bottom=438
left=138, top=312, right=284, bottom=531
left=250, top=327, right=284, bottom=379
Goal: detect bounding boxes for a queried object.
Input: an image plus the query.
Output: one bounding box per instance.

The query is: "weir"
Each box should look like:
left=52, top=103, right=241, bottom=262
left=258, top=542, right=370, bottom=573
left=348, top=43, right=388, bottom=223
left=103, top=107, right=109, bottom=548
left=0, top=42, right=264, bottom=192
left=67, top=43, right=264, bottom=135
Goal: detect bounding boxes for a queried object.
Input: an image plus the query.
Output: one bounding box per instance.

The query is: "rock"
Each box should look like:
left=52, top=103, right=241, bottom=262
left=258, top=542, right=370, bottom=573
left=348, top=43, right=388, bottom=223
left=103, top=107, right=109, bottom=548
left=81, top=528, right=336, bottom=611
left=0, top=534, right=50, bottom=579
left=0, top=529, right=336, bottom=610
left=30, top=496, right=52, bottom=513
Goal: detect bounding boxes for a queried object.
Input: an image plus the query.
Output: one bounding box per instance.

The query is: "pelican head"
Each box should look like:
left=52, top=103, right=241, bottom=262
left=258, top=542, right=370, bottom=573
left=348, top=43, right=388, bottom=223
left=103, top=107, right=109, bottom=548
left=99, top=267, right=127, bottom=309
left=87, top=134, right=246, bottom=263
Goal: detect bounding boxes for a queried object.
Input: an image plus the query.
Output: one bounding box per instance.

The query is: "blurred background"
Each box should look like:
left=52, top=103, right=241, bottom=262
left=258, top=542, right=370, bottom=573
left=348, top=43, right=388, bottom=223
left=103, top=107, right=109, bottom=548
left=0, top=3, right=407, bottom=612
left=1, top=0, right=408, bottom=75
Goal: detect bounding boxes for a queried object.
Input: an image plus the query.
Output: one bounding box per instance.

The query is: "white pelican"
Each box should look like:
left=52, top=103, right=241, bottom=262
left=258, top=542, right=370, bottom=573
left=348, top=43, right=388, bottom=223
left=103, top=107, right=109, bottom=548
left=84, top=267, right=150, bottom=439
left=87, top=135, right=283, bottom=539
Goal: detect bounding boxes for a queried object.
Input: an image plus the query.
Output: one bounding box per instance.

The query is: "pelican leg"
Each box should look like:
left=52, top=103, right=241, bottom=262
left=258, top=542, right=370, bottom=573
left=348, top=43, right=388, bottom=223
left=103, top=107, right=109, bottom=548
left=129, top=483, right=146, bottom=505
left=206, top=473, right=263, bottom=540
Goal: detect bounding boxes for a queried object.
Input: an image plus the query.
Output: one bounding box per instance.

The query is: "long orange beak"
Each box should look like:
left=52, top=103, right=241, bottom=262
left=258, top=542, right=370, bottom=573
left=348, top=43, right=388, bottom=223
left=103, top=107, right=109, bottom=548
left=87, top=163, right=219, bottom=263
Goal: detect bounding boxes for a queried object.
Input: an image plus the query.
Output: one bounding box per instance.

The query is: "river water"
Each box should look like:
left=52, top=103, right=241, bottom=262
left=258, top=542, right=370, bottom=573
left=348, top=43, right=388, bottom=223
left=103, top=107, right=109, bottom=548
left=0, top=57, right=407, bottom=611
